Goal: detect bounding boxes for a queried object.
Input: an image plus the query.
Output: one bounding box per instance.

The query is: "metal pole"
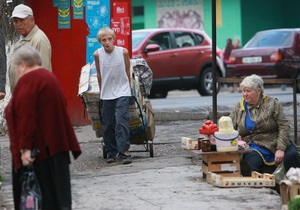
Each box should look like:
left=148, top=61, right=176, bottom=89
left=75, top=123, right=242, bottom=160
left=293, top=80, right=298, bottom=145
left=212, top=0, right=217, bottom=123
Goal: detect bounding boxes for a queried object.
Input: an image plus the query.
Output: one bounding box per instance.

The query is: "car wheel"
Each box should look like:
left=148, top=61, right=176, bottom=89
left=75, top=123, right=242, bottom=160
left=197, top=67, right=220, bottom=96
left=148, top=91, right=168, bottom=99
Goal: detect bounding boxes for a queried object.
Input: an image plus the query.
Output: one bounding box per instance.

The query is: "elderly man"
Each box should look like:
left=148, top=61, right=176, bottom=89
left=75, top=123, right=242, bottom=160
left=11, top=4, right=52, bottom=71
left=10, top=4, right=52, bottom=91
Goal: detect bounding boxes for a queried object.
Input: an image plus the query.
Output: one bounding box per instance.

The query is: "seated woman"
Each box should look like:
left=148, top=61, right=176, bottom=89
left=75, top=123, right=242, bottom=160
left=229, top=74, right=300, bottom=176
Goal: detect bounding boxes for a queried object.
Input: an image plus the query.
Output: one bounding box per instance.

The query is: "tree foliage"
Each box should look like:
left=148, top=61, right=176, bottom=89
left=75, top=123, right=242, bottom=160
left=0, top=0, right=25, bottom=43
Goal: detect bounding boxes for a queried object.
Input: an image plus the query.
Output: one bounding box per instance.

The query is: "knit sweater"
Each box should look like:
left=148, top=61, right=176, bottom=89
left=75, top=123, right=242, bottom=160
left=229, top=94, right=290, bottom=153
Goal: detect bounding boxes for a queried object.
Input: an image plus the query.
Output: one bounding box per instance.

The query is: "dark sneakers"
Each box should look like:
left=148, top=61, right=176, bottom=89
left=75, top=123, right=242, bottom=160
left=106, top=155, right=116, bottom=164
left=118, top=151, right=132, bottom=165
left=122, top=157, right=132, bottom=165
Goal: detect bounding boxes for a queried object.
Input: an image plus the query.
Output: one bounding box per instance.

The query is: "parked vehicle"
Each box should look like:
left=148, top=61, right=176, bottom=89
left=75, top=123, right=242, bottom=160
left=132, top=28, right=225, bottom=98
left=227, top=28, right=300, bottom=92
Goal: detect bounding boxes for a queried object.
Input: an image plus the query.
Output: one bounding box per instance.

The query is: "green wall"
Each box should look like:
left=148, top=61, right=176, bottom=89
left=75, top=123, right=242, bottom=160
left=282, top=0, right=300, bottom=28
left=241, top=0, right=284, bottom=45
left=144, top=1, right=156, bottom=28
left=203, top=0, right=241, bottom=49
left=241, top=0, right=300, bottom=46
left=132, top=0, right=144, bottom=29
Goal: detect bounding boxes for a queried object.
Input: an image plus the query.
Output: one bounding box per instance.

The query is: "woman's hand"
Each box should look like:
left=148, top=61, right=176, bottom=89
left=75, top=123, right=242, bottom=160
left=21, top=149, right=35, bottom=166
left=275, top=149, right=285, bottom=164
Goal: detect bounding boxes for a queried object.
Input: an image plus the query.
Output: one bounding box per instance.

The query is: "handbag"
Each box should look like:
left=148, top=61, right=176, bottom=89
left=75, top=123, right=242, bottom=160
left=20, top=164, right=42, bottom=210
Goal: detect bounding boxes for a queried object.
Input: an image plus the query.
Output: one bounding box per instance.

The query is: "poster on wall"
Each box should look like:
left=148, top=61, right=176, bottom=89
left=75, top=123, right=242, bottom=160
left=85, top=0, right=110, bottom=64
left=156, top=0, right=204, bottom=29
left=53, top=0, right=58, bottom=7
left=58, top=0, right=71, bottom=29
left=111, top=1, right=131, bottom=52
left=72, top=0, right=84, bottom=19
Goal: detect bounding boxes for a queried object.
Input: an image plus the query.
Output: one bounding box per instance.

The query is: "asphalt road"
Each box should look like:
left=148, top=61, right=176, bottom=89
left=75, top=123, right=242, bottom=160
left=151, top=85, right=297, bottom=110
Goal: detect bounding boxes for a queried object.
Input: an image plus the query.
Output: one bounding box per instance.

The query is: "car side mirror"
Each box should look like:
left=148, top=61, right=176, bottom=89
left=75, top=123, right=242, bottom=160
left=145, top=44, right=160, bottom=53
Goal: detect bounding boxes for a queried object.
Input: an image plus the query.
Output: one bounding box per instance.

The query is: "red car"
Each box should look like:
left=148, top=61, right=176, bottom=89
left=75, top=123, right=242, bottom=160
left=227, top=28, right=300, bottom=92
left=132, top=28, right=225, bottom=98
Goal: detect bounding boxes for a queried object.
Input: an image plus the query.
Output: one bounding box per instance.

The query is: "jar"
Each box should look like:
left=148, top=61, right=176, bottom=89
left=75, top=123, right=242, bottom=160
left=201, top=139, right=211, bottom=152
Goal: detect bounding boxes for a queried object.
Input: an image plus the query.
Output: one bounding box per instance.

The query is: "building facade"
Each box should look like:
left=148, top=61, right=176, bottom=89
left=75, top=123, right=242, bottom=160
left=132, top=0, right=300, bottom=49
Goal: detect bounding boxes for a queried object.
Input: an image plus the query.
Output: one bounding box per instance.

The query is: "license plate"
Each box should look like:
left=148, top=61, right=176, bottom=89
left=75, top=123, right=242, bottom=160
left=242, top=56, right=262, bottom=64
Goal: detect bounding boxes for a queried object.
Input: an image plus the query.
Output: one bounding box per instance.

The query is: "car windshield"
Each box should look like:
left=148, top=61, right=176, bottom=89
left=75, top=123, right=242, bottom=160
left=244, top=30, right=293, bottom=48
left=132, top=31, right=151, bottom=49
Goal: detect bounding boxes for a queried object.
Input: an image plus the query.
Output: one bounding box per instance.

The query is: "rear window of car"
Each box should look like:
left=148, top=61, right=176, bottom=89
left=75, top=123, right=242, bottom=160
left=244, top=30, right=293, bottom=48
left=195, top=34, right=204, bottom=44
left=174, top=32, right=196, bottom=48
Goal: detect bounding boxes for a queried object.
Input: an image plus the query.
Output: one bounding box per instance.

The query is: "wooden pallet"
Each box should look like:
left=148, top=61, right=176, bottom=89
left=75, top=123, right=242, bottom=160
left=207, top=171, right=275, bottom=188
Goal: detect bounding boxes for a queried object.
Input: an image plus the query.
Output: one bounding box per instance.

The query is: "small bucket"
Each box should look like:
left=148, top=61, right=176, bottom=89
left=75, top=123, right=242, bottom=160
left=213, top=131, right=239, bottom=152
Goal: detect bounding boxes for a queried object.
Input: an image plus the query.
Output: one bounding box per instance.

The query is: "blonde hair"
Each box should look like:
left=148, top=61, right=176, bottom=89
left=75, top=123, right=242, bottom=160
left=240, top=74, right=264, bottom=93
left=97, top=27, right=115, bottom=42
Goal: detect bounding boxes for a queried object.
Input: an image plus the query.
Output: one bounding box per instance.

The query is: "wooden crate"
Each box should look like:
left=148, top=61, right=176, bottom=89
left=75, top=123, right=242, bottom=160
left=201, top=151, right=241, bottom=178
left=280, top=180, right=300, bottom=205
left=208, top=171, right=275, bottom=188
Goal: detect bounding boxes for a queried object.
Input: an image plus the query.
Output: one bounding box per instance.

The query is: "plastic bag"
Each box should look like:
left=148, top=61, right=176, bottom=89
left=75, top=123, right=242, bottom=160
left=273, top=162, right=286, bottom=184
left=20, top=165, right=42, bottom=210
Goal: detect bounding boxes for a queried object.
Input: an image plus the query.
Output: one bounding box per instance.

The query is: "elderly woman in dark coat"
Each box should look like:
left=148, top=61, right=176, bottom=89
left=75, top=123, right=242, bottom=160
left=229, top=74, right=300, bottom=176
left=5, top=46, right=81, bottom=210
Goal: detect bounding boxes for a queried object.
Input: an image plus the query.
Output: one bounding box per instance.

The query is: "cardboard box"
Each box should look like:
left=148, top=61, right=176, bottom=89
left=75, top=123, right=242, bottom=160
left=181, top=137, right=198, bottom=150
left=209, top=171, right=275, bottom=188
left=145, top=101, right=155, bottom=140
left=82, top=92, right=100, bottom=103
left=78, top=63, right=90, bottom=95
left=201, top=151, right=241, bottom=178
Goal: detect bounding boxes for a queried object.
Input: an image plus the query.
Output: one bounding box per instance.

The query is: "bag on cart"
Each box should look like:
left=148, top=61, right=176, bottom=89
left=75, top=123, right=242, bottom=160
left=131, top=57, right=153, bottom=97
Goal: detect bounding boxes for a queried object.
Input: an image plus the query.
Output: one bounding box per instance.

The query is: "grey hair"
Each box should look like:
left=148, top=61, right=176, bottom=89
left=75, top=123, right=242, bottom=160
left=10, top=46, right=42, bottom=67
left=240, top=74, right=264, bottom=93
left=97, top=27, right=115, bottom=42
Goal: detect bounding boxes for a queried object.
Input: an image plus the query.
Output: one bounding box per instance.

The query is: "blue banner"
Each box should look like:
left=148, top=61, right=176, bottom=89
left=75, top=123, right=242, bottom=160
left=72, top=0, right=84, bottom=19
left=85, top=0, right=110, bottom=63
left=53, top=0, right=58, bottom=7
left=58, top=0, right=71, bottom=29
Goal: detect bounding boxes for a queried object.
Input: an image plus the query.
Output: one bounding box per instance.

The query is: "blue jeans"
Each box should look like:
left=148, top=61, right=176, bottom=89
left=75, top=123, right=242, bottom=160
left=102, top=97, right=130, bottom=157
left=243, top=142, right=300, bottom=173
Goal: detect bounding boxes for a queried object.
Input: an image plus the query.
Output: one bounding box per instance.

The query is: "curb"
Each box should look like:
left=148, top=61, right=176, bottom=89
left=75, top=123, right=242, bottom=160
left=154, top=107, right=231, bottom=121
left=153, top=102, right=298, bottom=122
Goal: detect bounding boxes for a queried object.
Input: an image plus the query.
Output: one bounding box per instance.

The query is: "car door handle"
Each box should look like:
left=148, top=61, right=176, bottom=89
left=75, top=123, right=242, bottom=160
left=170, top=53, right=178, bottom=57
left=197, top=50, right=204, bottom=54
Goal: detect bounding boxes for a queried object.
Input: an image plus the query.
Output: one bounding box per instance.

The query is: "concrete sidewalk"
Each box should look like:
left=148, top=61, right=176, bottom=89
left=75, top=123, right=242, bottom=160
left=1, top=120, right=284, bottom=210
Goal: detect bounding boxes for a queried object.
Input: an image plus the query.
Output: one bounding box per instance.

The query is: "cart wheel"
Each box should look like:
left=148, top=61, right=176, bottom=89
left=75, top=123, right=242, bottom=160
left=149, top=142, right=154, bottom=158
left=102, top=145, right=107, bottom=159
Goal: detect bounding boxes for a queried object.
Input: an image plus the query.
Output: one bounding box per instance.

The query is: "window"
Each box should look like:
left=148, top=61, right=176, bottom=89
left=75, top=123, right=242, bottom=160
left=133, top=6, right=144, bottom=16
left=148, top=32, right=171, bottom=50
left=174, top=32, right=196, bottom=48
left=245, top=31, right=293, bottom=48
